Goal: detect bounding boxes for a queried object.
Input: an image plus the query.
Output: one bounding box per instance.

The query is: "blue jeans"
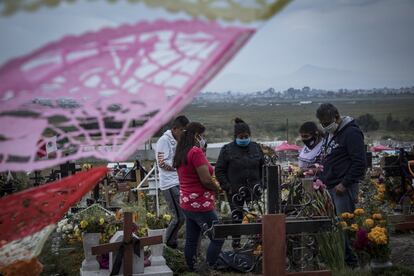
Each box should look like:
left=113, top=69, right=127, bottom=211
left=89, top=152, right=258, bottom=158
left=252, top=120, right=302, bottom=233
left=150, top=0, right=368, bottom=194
left=182, top=209, right=224, bottom=270
left=328, top=183, right=359, bottom=266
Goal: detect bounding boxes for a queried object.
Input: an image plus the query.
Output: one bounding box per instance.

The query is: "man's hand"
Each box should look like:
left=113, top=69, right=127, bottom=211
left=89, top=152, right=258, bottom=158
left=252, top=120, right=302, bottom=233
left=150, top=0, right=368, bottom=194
left=335, top=183, right=346, bottom=195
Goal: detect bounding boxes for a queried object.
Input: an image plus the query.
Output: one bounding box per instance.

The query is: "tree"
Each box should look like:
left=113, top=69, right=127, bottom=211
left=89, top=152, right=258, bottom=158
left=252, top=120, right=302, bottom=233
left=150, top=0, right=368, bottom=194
left=356, top=113, right=379, bottom=132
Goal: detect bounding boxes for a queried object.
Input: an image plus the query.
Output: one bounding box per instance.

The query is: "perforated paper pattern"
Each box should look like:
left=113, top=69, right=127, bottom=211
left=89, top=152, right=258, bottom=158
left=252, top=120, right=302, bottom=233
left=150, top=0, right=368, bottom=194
left=1, top=0, right=291, bottom=22
left=0, top=20, right=254, bottom=172
left=0, top=166, right=107, bottom=247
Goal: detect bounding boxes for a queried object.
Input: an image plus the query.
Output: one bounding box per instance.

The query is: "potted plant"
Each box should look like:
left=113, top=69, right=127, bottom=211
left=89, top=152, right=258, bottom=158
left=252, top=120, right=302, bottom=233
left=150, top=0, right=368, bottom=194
left=77, top=216, right=107, bottom=271
left=146, top=213, right=171, bottom=266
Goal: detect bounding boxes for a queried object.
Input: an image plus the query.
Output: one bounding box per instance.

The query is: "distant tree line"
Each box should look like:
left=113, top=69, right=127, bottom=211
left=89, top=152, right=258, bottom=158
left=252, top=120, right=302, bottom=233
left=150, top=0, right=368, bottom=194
left=356, top=113, right=414, bottom=132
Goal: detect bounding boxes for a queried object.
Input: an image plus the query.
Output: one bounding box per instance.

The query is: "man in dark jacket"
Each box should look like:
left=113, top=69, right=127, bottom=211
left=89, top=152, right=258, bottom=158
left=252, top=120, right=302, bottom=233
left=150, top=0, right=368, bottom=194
left=317, top=103, right=367, bottom=267
left=215, top=118, right=264, bottom=249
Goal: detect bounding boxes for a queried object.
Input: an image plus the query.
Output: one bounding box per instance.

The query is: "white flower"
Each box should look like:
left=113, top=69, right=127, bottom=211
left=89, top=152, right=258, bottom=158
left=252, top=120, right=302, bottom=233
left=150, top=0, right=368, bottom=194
left=191, top=202, right=201, bottom=208
left=67, top=224, right=73, bottom=231
left=182, top=197, right=189, bottom=203
left=56, top=227, right=61, bottom=233
left=202, top=201, right=211, bottom=207
left=203, top=192, right=211, bottom=198
left=189, top=193, right=199, bottom=199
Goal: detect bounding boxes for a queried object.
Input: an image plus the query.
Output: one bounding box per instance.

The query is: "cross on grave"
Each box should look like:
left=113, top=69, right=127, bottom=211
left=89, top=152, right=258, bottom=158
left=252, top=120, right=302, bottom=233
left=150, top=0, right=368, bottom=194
left=91, top=212, right=162, bottom=276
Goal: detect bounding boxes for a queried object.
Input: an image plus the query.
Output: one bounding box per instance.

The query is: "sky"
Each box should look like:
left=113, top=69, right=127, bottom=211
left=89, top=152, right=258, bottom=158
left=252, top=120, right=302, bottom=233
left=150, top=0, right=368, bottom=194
left=0, top=0, right=413, bottom=92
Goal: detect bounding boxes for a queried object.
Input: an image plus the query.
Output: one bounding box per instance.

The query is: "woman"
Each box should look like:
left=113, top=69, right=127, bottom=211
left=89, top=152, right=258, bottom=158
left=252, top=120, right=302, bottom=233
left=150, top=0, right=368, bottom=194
left=298, top=121, right=324, bottom=169
left=215, top=118, right=264, bottom=249
left=173, top=122, right=223, bottom=270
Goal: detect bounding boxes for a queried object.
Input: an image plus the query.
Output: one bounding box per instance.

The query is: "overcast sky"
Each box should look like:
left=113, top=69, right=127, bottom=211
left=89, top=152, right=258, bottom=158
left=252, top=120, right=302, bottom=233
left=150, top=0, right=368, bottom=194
left=0, top=0, right=413, bottom=91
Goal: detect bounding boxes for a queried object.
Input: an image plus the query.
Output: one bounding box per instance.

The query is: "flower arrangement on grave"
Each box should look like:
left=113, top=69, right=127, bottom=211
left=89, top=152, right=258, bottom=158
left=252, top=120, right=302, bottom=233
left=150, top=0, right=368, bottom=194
left=56, top=218, right=81, bottom=244
left=146, top=213, right=171, bottom=230
left=339, top=209, right=390, bottom=263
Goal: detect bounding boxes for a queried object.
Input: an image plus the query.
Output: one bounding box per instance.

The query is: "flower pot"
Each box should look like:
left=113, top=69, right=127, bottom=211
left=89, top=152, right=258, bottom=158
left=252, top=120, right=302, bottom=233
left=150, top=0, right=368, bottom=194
left=370, top=258, right=392, bottom=272
left=81, top=232, right=100, bottom=271
left=147, top=228, right=167, bottom=266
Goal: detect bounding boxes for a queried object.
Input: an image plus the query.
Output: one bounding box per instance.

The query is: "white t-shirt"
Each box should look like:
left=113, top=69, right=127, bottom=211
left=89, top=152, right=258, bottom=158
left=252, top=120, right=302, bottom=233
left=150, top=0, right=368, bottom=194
left=155, top=130, right=179, bottom=190
left=298, top=140, right=323, bottom=169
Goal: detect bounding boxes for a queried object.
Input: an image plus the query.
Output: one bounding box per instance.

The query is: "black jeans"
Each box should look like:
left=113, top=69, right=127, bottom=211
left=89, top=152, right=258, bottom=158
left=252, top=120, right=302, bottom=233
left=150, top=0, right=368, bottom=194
left=182, top=209, right=224, bottom=270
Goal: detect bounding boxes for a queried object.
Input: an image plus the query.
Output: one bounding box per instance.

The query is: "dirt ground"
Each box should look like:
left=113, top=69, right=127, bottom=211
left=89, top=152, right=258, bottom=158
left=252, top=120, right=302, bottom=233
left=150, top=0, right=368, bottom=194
left=390, top=232, right=414, bottom=269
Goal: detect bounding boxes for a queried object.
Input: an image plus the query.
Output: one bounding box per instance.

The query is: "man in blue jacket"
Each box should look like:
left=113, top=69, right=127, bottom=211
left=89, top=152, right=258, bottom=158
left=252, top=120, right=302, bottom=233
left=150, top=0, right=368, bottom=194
left=316, top=103, right=367, bottom=267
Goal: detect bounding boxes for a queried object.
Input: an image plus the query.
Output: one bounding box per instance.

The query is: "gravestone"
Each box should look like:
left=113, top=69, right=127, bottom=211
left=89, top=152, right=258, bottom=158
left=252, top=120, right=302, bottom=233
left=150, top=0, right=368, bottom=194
left=109, top=231, right=144, bottom=274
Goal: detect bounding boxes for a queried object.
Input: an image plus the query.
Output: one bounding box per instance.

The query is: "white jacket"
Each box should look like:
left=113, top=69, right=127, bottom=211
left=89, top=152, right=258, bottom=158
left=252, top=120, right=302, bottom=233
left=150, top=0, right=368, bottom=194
left=155, top=130, right=179, bottom=190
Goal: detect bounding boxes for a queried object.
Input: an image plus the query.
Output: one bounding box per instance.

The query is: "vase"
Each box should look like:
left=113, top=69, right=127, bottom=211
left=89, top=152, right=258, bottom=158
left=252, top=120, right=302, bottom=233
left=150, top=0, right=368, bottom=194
left=147, top=228, right=167, bottom=266
left=81, top=232, right=100, bottom=271
left=370, top=258, right=392, bottom=272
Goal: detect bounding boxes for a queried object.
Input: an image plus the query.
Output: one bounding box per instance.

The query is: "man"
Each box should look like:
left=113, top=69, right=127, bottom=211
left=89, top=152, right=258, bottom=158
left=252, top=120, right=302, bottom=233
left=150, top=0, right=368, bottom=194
left=316, top=103, right=367, bottom=267
left=156, top=115, right=189, bottom=249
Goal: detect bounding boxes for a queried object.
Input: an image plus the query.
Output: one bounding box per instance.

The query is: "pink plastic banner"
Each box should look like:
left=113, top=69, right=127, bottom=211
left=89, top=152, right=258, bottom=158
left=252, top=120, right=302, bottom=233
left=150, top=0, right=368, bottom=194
left=0, top=20, right=254, bottom=171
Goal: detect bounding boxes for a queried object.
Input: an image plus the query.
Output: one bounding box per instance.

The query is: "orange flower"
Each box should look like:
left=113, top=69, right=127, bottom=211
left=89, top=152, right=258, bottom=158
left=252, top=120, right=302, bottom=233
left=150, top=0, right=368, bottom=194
left=372, top=213, right=383, bottom=220
left=363, top=218, right=374, bottom=228
left=354, top=208, right=365, bottom=216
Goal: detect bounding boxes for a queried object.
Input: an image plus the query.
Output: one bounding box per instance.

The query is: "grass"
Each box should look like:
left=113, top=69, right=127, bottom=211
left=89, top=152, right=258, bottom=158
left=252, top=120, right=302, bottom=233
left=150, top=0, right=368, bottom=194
left=182, top=95, right=414, bottom=142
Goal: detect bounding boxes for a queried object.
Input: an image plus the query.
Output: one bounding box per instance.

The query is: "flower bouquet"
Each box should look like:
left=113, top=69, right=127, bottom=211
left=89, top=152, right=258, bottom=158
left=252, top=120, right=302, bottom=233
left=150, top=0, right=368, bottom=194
left=339, top=209, right=390, bottom=265
left=146, top=213, right=171, bottom=230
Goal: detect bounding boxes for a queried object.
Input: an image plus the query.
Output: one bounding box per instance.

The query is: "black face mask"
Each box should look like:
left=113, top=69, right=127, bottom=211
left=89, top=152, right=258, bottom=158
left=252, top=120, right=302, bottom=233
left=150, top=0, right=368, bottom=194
left=302, top=136, right=317, bottom=149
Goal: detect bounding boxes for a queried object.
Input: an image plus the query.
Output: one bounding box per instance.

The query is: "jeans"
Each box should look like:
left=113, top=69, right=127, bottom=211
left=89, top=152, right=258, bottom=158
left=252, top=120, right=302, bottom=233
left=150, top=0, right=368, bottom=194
left=328, top=183, right=359, bottom=266
left=182, top=209, right=224, bottom=270
left=162, top=186, right=185, bottom=247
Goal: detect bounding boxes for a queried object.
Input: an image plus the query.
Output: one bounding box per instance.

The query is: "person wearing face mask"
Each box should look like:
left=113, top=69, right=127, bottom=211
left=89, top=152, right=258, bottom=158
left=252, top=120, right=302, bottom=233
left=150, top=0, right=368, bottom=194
left=316, top=103, right=367, bottom=268
left=298, top=122, right=324, bottom=169
left=215, top=118, right=264, bottom=249
left=173, top=122, right=223, bottom=271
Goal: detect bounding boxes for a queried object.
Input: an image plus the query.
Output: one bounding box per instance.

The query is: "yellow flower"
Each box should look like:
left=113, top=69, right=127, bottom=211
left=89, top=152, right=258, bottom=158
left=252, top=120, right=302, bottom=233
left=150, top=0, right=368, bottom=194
left=146, top=212, right=155, bottom=218
left=372, top=213, right=383, bottom=220
left=338, top=221, right=348, bottom=229
left=99, top=218, right=105, bottom=225
left=350, top=224, right=359, bottom=232
left=354, top=208, right=365, bottom=216
left=364, top=218, right=375, bottom=228
left=341, top=212, right=354, bottom=219
left=163, top=214, right=171, bottom=221
left=368, top=226, right=388, bottom=245
left=80, top=220, right=88, bottom=229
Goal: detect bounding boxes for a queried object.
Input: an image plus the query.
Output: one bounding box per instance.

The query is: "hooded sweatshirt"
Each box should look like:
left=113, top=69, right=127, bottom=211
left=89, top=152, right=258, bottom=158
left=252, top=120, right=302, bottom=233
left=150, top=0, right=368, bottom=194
left=320, top=116, right=367, bottom=189
left=156, top=130, right=179, bottom=190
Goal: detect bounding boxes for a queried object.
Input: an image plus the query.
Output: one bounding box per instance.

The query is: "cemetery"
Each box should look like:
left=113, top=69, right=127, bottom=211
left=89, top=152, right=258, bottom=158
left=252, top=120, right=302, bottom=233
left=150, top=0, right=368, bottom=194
left=0, top=1, right=414, bottom=276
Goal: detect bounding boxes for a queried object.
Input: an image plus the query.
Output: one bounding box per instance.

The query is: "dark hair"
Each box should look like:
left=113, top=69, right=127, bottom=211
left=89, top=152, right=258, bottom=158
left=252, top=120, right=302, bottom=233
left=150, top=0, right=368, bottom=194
left=234, top=117, right=250, bottom=138
left=299, top=121, right=323, bottom=137
left=316, top=103, right=340, bottom=120
left=171, top=115, right=189, bottom=129
left=173, top=122, right=205, bottom=168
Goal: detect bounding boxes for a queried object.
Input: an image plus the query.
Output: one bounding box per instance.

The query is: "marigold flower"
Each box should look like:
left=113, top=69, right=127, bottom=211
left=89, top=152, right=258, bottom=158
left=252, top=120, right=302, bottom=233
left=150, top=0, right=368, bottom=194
left=372, top=213, right=383, bottom=220
left=354, top=208, right=365, bottom=216
left=350, top=224, right=359, bottom=232
left=80, top=220, right=88, bottom=229
left=341, top=212, right=354, bottom=219
left=364, top=218, right=374, bottom=228
left=338, top=221, right=348, bottom=229
left=368, top=226, right=387, bottom=245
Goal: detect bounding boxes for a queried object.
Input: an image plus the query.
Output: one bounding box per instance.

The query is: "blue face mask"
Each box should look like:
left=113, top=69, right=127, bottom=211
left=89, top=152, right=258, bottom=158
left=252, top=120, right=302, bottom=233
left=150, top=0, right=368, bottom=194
left=236, top=137, right=251, bottom=147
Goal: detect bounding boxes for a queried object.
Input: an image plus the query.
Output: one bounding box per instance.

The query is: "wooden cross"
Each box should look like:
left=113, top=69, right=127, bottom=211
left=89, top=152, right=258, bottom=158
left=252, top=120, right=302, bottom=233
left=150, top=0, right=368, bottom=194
left=91, top=212, right=162, bottom=276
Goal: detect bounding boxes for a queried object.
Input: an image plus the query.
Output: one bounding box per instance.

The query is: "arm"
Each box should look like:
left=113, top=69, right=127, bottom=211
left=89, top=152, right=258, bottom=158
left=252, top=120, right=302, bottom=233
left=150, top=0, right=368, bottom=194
left=156, top=138, right=175, bottom=171
left=342, top=129, right=367, bottom=187
left=196, top=165, right=220, bottom=192
left=214, top=146, right=230, bottom=191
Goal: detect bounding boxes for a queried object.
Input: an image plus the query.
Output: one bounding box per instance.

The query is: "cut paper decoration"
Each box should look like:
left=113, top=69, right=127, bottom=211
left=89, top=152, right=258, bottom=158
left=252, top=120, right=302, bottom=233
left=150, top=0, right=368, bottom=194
left=1, top=0, right=292, bottom=22
left=0, top=20, right=254, bottom=172
left=0, top=166, right=108, bottom=266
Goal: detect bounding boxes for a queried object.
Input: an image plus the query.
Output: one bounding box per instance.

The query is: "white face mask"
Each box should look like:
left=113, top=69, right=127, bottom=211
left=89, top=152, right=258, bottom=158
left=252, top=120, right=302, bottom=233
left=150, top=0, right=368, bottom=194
left=196, top=136, right=207, bottom=149
left=322, top=121, right=339, bottom=134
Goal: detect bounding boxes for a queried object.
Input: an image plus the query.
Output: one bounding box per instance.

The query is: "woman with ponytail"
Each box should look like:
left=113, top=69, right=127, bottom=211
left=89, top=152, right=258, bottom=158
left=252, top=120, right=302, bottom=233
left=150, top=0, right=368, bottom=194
left=214, top=118, right=264, bottom=249
left=173, top=122, right=223, bottom=271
